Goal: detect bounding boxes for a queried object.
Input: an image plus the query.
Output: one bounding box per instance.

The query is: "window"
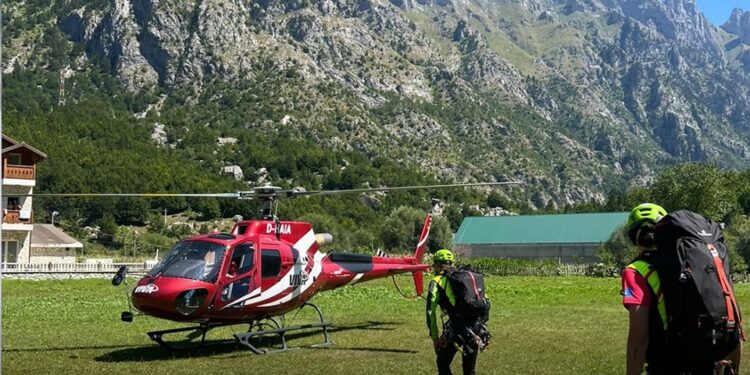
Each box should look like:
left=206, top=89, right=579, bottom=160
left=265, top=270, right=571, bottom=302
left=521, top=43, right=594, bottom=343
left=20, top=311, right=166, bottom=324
left=261, top=249, right=281, bottom=278
left=231, top=243, right=254, bottom=275
left=148, top=241, right=227, bottom=282
left=2, top=241, right=18, bottom=263
left=7, top=153, right=21, bottom=165
left=5, top=197, right=20, bottom=211
left=221, top=276, right=251, bottom=302
left=233, top=224, right=248, bottom=235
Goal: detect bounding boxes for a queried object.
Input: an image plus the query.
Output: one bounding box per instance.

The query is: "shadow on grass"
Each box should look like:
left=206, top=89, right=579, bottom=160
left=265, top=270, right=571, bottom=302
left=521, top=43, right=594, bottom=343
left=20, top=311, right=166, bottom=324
left=94, top=320, right=408, bottom=362
left=308, top=346, right=418, bottom=354
left=4, top=344, right=143, bottom=353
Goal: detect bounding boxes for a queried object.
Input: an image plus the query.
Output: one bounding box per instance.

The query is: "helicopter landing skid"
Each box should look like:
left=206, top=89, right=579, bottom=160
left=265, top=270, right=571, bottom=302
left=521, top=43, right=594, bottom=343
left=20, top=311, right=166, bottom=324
left=234, top=303, right=333, bottom=355
left=147, top=321, right=235, bottom=350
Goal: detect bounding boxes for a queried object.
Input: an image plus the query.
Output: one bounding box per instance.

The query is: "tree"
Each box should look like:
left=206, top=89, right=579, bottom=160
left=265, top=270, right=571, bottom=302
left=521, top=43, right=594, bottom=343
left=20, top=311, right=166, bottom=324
left=427, top=215, right=453, bottom=253
left=596, top=224, right=635, bottom=270
left=486, top=191, right=510, bottom=209
left=114, top=198, right=150, bottom=225
left=96, top=214, right=118, bottom=239
left=381, top=206, right=429, bottom=252
left=723, top=215, right=750, bottom=274
left=650, top=163, right=739, bottom=221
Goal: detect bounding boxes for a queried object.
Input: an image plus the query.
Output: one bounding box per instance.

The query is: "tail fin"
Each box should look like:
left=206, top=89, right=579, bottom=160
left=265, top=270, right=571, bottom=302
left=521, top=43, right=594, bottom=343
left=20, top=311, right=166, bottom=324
left=413, top=271, right=424, bottom=297
left=411, top=214, right=432, bottom=297
left=413, top=213, right=432, bottom=262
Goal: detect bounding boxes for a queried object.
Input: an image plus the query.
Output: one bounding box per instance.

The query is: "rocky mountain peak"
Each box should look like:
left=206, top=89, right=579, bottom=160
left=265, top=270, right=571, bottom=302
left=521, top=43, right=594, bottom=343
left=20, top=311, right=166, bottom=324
left=6, top=0, right=750, bottom=208
left=722, top=8, right=750, bottom=45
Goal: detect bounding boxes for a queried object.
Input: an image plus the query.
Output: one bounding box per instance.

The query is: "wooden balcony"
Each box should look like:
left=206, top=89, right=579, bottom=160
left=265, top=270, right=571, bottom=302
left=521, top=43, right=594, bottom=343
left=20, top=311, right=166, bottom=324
left=3, top=210, right=33, bottom=224
left=3, top=162, right=35, bottom=180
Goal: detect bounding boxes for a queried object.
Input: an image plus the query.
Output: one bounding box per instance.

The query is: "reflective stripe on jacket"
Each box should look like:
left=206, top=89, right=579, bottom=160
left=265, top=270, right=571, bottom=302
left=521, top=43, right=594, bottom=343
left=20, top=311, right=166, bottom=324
left=627, top=260, right=667, bottom=331
left=426, top=273, right=456, bottom=340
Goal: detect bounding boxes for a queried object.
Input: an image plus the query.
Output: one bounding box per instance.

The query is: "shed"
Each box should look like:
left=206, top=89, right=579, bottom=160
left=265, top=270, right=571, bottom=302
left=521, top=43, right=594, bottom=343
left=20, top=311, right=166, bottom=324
left=29, top=224, right=83, bottom=264
left=453, top=212, right=629, bottom=262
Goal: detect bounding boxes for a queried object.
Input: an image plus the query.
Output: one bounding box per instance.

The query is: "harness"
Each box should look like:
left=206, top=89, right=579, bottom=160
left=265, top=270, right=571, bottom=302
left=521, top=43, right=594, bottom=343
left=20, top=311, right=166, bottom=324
left=627, top=260, right=668, bottom=331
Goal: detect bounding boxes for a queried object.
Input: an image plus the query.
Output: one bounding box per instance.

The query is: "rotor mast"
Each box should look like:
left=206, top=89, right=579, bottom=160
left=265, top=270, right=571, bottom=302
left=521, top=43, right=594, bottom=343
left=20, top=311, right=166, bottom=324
left=250, top=185, right=283, bottom=220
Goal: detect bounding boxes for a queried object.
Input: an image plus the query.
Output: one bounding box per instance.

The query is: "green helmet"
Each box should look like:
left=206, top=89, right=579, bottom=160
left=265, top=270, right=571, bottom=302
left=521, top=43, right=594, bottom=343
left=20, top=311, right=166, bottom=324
left=627, top=203, right=667, bottom=232
left=433, top=249, right=455, bottom=264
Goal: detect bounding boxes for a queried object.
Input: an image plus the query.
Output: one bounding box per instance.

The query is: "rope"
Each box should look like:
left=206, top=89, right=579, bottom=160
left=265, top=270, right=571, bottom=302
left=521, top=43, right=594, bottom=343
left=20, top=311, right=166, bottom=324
left=391, top=275, right=424, bottom=300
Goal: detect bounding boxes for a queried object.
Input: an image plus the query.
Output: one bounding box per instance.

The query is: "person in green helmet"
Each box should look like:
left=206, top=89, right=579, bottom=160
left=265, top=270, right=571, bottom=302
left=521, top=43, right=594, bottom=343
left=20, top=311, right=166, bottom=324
left=426, top=249, right=485, bottom=375
left=622, top=203, right=671, bottom=375
left=623, top=204, right=743, bottom=375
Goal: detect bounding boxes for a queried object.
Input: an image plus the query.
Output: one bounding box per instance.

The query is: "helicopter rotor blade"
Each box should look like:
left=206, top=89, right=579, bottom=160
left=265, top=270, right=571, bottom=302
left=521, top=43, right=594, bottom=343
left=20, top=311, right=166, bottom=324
left=293, top=181, right=523, bottom=197
left=8, top=181, right=521, bottom=200
left=18, top=192, right=244, bottom=198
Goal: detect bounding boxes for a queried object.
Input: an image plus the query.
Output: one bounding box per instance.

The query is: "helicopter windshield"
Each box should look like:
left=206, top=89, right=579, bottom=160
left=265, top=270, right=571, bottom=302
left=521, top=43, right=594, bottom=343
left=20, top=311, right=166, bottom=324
left=148, top=241, right=228, bottom=283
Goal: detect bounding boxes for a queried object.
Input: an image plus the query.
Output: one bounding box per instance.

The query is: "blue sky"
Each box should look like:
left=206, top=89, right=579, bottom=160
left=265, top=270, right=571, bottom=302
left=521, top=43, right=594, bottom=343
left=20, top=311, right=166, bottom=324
left=696, top=0, right=748, bottom=26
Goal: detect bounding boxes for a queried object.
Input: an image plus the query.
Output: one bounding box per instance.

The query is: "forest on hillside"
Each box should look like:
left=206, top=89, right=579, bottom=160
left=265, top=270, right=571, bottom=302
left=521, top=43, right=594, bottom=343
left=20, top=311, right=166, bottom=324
left=4, top=2, right=750, bottom=267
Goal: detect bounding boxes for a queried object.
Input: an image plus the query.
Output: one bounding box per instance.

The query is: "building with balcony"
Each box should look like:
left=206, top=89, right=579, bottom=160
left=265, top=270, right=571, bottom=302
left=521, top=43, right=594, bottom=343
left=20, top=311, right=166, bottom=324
left=2, top=135, right=47, bottom=263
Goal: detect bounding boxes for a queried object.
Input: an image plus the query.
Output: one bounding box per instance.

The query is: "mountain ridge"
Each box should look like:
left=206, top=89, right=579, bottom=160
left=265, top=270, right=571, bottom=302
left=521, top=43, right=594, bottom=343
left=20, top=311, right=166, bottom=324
left=4, top=0, right=750, bottom=210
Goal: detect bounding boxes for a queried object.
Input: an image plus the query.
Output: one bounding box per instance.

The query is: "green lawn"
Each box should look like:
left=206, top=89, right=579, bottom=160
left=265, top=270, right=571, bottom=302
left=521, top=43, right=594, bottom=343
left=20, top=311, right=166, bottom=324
left=3, top=276, right=750, bottom=374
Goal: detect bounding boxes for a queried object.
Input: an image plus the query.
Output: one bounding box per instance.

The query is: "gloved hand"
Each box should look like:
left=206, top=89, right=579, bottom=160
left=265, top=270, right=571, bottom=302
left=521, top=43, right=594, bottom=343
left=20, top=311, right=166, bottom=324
left=433, top=335, right=447, bottom=353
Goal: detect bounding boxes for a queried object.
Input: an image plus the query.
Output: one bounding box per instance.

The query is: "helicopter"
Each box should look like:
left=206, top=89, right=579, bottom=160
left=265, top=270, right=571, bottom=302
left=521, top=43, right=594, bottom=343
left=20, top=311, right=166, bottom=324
left=36, top=182, right=520, bottom=354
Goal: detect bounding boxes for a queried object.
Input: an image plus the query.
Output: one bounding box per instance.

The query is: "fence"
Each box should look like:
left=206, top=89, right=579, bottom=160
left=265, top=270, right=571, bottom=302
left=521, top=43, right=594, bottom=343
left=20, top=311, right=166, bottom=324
left=1, top=262, right=153, bottom=274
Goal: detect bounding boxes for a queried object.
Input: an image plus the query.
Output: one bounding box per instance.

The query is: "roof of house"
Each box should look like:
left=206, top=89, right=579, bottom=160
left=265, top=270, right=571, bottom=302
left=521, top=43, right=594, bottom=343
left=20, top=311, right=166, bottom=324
left=453, top=212, right=630, bottom=245
left=31, top=224, right=83, bottom=248
left=2, top=135, right=47, bottom=160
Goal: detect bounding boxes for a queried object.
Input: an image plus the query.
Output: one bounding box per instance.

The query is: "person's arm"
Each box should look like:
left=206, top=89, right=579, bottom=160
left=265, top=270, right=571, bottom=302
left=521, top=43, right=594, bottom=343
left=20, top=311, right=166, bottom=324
left=426, top=277, right=444, bottom=352
left=626, top=304, right=649, bottom=375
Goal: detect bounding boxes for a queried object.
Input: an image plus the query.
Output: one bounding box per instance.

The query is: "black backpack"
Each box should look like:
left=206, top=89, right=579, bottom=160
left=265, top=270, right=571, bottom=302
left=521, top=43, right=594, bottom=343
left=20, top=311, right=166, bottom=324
left=443, top=267, right=490, bottom=322
left=653, top=210, right=743, bottom=364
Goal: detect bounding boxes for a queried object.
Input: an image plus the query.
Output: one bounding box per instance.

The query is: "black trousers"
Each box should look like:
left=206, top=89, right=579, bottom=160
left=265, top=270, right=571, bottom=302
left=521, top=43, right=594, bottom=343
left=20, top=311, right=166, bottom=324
left=436, top=341, right=478, bottom=375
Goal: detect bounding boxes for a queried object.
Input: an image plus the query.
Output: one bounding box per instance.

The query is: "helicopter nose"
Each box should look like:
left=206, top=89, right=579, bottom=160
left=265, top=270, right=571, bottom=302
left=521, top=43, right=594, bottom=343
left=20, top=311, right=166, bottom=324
left=174, top=288, right=210, bottom=316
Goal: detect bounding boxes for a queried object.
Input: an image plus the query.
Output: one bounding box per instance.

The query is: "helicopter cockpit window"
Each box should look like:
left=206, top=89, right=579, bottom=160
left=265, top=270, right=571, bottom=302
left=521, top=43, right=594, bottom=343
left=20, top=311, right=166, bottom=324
left=232, top=243, right=254, bottom=275
left=233, top=224, right=249, bottom=236
left=261, top=249, right=281, bottom=278
left=148, top=241, right=227, bottom=283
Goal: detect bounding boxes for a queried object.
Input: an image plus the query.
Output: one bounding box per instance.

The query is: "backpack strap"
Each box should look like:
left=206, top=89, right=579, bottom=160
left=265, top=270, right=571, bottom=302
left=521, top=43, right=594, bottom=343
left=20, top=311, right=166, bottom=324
left=707, top=244, right=745, bottom=340
left=627, top=260, right=668, bottom=331
left=467, top=272, right=481, bottom=300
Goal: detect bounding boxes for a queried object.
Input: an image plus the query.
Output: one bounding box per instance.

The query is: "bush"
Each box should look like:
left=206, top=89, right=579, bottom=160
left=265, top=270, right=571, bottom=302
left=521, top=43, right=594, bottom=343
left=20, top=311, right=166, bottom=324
left=596, top=224, right=635, bottom=271
left=460, top=257, right=587, bottom=277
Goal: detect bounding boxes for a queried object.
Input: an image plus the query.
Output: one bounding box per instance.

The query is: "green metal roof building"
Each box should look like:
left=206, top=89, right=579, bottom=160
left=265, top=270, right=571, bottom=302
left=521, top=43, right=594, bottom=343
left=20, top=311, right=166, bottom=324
left=453, top=212, right=629, bottom=262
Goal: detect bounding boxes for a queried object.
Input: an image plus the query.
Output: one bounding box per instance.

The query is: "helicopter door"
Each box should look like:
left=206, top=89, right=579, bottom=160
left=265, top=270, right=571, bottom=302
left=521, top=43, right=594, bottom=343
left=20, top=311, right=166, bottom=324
left=260, top=249, right=282, bottom=290
left=215, top=242, right=257, bottom=308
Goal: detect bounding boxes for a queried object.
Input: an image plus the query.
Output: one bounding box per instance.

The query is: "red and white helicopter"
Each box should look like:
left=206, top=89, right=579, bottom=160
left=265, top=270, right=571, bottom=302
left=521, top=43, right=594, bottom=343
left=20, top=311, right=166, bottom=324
left=50, top=182, right=518, bottom=353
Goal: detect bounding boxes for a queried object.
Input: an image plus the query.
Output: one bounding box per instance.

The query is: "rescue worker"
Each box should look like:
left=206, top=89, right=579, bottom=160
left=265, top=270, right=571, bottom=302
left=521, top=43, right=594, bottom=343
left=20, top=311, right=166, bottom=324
left=623, top=203, right=742, bottom=375
left=622, top=203, right=671, bottom=375
left=426, top=249, right=481, bottom=375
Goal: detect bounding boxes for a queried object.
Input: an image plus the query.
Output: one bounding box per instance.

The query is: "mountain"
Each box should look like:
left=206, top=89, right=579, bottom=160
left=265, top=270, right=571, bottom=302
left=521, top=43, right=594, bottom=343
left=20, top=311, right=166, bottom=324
left=4, top=0, right=750, bottom=211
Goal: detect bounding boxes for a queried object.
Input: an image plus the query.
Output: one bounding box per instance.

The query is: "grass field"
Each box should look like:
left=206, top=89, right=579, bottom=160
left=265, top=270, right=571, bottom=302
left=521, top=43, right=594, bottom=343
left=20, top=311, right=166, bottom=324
left=4, top=276, right=750, bottom=374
